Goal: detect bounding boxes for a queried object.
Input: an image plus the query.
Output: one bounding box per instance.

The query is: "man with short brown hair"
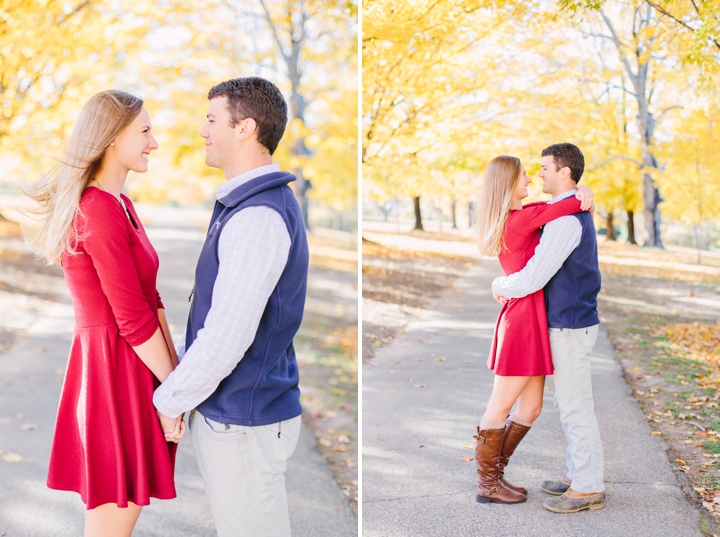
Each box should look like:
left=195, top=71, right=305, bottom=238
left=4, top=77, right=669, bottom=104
left=154, top=77, right=308, bottom=536
left=493, top=142, right=606, bottom=513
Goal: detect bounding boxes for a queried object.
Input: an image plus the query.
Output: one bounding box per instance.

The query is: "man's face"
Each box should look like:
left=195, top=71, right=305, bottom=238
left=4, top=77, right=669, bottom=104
left=200, top=96, right=240, bottom=170
left=539, top=155, right=565, bottom=196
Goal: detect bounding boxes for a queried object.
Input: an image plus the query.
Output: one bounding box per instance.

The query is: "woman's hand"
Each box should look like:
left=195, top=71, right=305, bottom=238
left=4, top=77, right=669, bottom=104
left=575, top=185, right=595, bottom=212
left=158, top=410, right=186, bottom=443
left=493, top=289, right=509, bottom=305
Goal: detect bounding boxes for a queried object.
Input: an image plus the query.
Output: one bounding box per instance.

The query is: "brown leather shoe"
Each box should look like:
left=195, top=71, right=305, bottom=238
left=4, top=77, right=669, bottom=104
left=473, top=426, right=526, bottom=504
left=498, top=420, right=531, bottom=495
left=543, top=489, right=606, bottom=513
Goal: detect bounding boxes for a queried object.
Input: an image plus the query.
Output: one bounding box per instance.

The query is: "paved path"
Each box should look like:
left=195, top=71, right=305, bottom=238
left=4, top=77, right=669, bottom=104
left=0, top=220, right=356, bottom=536
left=362, top=260, right=702, bottom=537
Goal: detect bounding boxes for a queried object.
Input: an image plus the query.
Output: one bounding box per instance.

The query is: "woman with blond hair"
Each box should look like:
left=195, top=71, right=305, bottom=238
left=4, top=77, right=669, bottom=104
left=472, top=155, right=594, bottom=505
left=25, top=90, right=184, bottom=536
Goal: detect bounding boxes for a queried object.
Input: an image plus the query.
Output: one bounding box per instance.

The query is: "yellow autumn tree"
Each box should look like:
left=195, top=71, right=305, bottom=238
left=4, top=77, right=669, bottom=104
left=0, top=0, right=156, bottom=178
left=3, top=0, right=357, bottom=232
left=363, top=0, right=539, bottom=228
left=657, top=107, right=720, bottom=225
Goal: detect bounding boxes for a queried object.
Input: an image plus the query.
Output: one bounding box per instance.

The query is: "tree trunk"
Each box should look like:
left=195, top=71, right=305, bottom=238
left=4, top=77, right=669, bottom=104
left=468, top=201, right=475, bottom=228
left=600, top=8, right=663, bottom=248
left=605, top=212, right=616, bottom=241
left=627, top=210, right=637, bottom=245
left=451, top=200, right=457, bottom=229
left=260, top=0, right=312, bottom=231
left=413, top=196, right=424, bottom=230
left=638, top=107, right=663, bottom=248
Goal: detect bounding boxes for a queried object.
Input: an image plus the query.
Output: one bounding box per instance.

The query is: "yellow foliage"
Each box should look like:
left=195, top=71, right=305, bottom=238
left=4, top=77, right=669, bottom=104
left=658, top=323, right=720, bottom=367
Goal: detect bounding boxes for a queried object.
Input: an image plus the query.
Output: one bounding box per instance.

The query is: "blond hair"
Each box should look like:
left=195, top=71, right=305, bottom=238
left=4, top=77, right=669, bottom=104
left=474, top=155, right=522, bottom=256
left=24, top=90, right=144, bottom=264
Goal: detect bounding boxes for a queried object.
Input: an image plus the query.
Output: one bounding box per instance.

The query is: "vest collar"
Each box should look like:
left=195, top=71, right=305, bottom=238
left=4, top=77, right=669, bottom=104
left=218, top=171, right=296, bottom=208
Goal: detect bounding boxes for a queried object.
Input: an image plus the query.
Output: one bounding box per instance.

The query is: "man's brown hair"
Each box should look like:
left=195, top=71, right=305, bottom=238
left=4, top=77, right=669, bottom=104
left=541, top=143, right=585, bottom=183
left=208, top=77, right=288, bottom=155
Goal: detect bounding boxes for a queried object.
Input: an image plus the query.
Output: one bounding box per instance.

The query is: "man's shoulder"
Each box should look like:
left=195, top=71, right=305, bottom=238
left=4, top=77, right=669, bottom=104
left=224, top=205, right=287, bottom=232
left=543, top=214, right=583, bottom=233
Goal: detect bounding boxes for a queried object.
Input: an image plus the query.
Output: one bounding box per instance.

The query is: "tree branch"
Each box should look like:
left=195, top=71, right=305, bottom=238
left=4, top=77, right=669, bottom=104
left=656, top=104, right=683, bottom=122
left=645, top=0, right=720, bottom=50
left=588, top=155, right=642, bottom=171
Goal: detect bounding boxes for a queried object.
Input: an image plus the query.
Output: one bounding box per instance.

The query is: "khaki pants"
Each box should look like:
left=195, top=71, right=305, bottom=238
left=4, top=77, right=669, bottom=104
left=549, top=324, right=605, bottom=493
left=189, top=409, right=302, bottom=537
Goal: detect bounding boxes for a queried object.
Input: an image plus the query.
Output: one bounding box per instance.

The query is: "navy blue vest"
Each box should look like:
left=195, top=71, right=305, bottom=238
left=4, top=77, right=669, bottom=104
left=186, top=171, right=307, bottom=426
left=544, top=211, right=601, bottom=329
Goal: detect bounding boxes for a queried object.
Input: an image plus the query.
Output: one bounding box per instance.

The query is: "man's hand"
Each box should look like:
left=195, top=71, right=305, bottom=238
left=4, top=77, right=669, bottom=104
left=493, top=289, right=509, bottom=305
left=157, top=411, right=185, bottom=443
left=575, top=185, right=595, bottom=212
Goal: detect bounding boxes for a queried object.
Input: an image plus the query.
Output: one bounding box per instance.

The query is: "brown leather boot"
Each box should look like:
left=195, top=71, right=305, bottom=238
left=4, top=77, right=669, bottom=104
left=473, top=426, right=526, bottom=504
left=498, top=420, right=531, bottom=495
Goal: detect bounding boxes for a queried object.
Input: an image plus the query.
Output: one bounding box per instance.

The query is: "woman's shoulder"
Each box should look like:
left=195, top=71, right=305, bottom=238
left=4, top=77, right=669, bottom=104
left=78, top=188, right=126, bottom=225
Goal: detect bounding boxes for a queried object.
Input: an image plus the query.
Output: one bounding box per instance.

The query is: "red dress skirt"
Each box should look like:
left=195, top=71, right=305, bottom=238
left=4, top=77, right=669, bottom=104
left=487, top=197, right=584, bottom=376
left=47, top=188, right=177, bottom=509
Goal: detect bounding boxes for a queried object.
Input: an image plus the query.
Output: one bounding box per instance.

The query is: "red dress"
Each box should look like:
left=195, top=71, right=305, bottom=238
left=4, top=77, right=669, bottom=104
left=487, top=197, right=584, bottom=376
left=47, top=187, right=177, bottom=509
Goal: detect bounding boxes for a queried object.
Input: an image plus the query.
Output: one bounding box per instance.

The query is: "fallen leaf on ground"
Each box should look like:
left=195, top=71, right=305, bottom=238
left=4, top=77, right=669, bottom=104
left=462, top=444, right=473, bottom=449
left=2, top=452, right=22, bottom=463
left=20, top=423, right=38, bottom=431
left=461, top=457, right=474, bottom=462
left=414, top=384, right=427, bottom=388
left=435, top=357, right=445, bottom=361
left=651, top=431, right=661, bottom=435
left=318, top=439, right=332, bottom=447
left=332, top=446, right=348, bottom=452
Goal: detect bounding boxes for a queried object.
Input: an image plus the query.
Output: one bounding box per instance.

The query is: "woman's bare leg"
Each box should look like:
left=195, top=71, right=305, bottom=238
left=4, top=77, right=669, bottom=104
left=512, top=375, right=546, bottom=424
left=84, top=502, right=142, bottom=537
left=483, top=375, right=532, bottom=423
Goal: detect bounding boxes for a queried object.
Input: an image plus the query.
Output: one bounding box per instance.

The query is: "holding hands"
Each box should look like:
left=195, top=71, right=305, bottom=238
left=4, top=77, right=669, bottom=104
left=158, top=411, right=186, bottom=443
left=493, top=288, right=509, bottom=305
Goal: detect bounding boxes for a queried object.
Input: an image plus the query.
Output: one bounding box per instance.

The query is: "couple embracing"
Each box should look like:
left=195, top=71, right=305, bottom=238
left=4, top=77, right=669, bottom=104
left=27, top=77, right=307, bottom=536
left=474, top=143, right=605, bottom=513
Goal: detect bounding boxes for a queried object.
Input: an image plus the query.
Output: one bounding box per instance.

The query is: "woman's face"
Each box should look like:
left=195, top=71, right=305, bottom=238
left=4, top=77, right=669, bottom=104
left=513, top=165, right=531, bottom=201
left=110, top=108, right=159, bottom=173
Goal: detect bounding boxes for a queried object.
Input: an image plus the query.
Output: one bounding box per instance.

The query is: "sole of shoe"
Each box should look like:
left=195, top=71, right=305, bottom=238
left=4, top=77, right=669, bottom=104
left=543, top=502, right=606, bottom=514
left=541, top=485, right=568, bottom=496
left=476, top=495, right=527, bottom=505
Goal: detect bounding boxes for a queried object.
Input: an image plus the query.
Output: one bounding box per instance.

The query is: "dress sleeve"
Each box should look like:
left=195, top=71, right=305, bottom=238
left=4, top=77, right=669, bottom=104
left=509, top=197, right=583, bottom=234
left=79, top=193, right=159, bottom=346
left=156, top=290, right=165, bottom=310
